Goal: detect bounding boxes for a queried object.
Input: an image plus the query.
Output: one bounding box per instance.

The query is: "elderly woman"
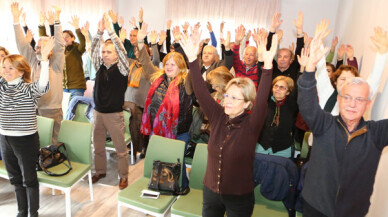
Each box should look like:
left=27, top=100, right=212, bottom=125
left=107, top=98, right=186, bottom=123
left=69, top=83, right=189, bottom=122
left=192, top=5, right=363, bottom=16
left=256, top=76, right=298, bottom=158
left=0, top=39, right=53, bottom=217
left=180, top=29, right=277, bottom=216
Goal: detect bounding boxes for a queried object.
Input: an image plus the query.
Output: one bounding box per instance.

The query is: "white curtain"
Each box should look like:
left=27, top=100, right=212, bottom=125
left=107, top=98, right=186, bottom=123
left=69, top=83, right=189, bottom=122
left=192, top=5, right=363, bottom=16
left=0, top=0, right=116, bottom=54
left=166, top=0, right=280, bottom=43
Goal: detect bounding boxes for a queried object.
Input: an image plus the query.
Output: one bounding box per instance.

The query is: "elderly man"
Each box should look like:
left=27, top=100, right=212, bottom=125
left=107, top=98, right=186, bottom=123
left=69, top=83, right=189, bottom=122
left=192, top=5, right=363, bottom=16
left=12, top=3, right=64, bottom=144
left=90, top=15, right=130, bottom=190
left=297, top=30, right=388, bottom=217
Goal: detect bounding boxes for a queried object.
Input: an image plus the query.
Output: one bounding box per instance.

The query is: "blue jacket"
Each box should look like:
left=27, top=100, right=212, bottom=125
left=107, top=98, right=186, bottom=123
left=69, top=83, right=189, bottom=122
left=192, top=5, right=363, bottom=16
left=65, top=96, right=95, bottom=122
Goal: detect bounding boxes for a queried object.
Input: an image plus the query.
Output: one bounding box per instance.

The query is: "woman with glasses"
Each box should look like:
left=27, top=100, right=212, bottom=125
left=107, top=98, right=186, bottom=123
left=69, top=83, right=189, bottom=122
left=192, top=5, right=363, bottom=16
left=180, top=30, right=277, bottom=217
left=256, top=76, right=298, bottom=158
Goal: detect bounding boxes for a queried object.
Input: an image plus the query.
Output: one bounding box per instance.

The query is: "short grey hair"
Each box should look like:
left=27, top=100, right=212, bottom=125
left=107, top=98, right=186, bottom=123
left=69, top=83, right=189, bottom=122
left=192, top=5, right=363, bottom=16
left=243, top=46, right=258, bottom=59
left=338, top=77, right=373, bottom=100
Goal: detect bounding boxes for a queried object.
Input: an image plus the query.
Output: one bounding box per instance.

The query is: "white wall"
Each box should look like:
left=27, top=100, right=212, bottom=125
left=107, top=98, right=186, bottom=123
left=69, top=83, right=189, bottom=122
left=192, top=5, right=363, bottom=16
left=280, top=0, right=339, bottom=49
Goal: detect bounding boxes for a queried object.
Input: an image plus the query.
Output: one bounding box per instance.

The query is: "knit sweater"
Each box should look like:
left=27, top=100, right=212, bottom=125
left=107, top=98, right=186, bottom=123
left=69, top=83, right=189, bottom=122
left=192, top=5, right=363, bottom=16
left=190, top=59, right=272, bottom=195
left=0, top=62, right=49, bottom=136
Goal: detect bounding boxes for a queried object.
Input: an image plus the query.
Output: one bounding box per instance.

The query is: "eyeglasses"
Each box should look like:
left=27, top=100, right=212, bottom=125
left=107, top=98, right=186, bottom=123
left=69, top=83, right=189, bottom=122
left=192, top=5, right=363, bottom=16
left=339, top=94, right=369, bottom=104
left=273, top=84, right=288, bottom=91
left=223, top=94, right=244, bottom=102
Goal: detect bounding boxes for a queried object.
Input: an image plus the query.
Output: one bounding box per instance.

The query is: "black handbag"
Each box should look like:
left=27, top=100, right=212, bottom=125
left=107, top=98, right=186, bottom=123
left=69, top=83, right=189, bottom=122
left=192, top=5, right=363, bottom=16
left=37, top=142, right=72, bottom=176
left=148, top=159, right=189, bottom=195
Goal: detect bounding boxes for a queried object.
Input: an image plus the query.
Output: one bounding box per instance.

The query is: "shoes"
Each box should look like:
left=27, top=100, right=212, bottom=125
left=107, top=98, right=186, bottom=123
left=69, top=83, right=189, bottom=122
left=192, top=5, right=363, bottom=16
left=92, top=173, right=106, bottom=183
left=119, top=178, right=128, bottom=190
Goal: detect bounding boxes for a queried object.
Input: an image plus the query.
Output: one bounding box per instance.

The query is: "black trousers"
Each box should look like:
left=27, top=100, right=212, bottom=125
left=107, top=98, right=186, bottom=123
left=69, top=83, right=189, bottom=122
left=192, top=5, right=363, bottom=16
left=202, top=186, right=254, bottom=217
left=0, top=133, right=40, bottom=217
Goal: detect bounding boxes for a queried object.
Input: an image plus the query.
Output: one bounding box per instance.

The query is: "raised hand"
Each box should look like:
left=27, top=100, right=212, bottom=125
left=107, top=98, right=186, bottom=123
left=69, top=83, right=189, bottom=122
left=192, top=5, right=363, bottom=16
left=314, top=18, right=331, bottom=41
left=257, top=32, right=268, bottom=62
left=81, top=21, right=90, bottom=38
left=21, top=12, right=26, bottom=26
left=293, top=11, right=304, bottom=34
left=235, top=25, right=245, bottom=44
left=263, top=34, right=278, bottom=69
left=337, top=44, right=345, bottom=59
left=297, top=47, right=310, bottom=68
left=277, top=29, right=283, bottom=42
left=182, top=22, right=190, bottom=32
left=289, top=42, right=295, bottom=52
left=11, top=2, right=23, bottom=23
left=246, top=30, right=252, bottom=40
left=108, top=10, right=118, bottom=23
left=129, top=17, right=137, bottom=29
left=166, top=20, right=172, bottom=29
left=159, top=30, right=167, bottom=45
left=180, top=27, right=202, bottom=62
left=345, top=44, right=354, bottom=60
left=47, top=10, right=55, bottom=25
left=371, top=26, right=388, bottom=54
left=252, top=28, right=260, bottom=43
left=25, top=29, right=34, bottom=43
left=118, top=16, right=124, bottom=27
left=172, top=26, right=181, bottom=42
left=119, top=28, right=127, bottom=43
left=69, top=15, right=80, bottom=29
left=137, top=22, right=148, bottom=42
left=98, top=16, right=105, bottom=32
left=220, top=21, right=225, bottom=33
left=39, top=11, right=46, bottom=26
left=207, top=22, right=213, bottom=32
left=224, top=31, right=231, bottom=51
left=52, top=5, right=61, bottom=21
left=41, top=37, right=55, bottom=61
left=103, top=13, right=112, bottom=32
left=306, top=32, right=330, bottom=72
left=331, top=36, right=338, bottom=52
left=139, top=7, right=143, bottom=23
left=149, top=30, right=158, bottom=44
left=270, top=12, right=283, bottom=32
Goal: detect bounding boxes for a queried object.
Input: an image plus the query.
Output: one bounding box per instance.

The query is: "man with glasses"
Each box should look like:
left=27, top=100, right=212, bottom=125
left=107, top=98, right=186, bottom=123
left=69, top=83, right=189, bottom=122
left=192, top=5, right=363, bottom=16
left=298, top=50, right=388, bottom=216
left=13, top=4, right=64, bottom=144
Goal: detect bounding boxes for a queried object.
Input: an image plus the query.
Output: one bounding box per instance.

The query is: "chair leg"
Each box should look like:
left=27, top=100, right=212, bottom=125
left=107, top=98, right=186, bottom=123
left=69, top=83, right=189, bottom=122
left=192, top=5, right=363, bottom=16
left=65, top=188, right=71, bottom=217
left=88, top=171, right=94, bottom=201
left=130, top=141, right=134, bottom=165
left=117, top=202, right=122, bottom=217
left=51, top=188, right=55, bottom=195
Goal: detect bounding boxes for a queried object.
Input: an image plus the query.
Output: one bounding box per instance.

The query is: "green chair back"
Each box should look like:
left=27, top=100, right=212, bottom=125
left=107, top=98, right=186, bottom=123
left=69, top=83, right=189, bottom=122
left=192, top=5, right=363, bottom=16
left=57, top=120, right=93, bottom=165
left=143, top=135, right=186, bottom=185
left=37, top=115, right=54, bottom=148
left=301, top=131, right=311, bottom=159
left=189, top=143, right=208, bottom=189
left=72, top=103, right=91, bottom=123
left=253, top=184, right=289, bottom=216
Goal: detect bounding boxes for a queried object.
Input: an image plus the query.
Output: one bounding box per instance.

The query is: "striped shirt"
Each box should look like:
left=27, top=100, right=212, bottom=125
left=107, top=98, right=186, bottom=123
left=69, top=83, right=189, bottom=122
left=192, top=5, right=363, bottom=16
left=0, top=68, right=49, bottom=136
left=232, top=44, right=260, bottom=89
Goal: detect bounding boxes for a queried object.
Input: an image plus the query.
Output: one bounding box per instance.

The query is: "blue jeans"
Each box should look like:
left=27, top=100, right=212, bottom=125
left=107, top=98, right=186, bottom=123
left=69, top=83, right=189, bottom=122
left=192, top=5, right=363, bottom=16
left=63, top=88, right=85, bottom=100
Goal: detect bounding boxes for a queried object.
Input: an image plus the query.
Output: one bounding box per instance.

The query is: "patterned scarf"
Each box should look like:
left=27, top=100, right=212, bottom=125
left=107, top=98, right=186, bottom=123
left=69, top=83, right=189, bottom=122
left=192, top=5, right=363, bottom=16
left=270, top=96, right=287, bottom=127
left=128, top=61, right=143, bottom=88
left=141, top=75, right=180, bottom=139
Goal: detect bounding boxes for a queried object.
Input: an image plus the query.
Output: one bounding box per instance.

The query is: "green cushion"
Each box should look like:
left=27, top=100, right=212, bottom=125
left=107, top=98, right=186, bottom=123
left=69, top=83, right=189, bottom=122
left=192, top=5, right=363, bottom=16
left=0, top=160, right=8, bottom=178
left=118, top=177, right=177, bottom=214
left=37, top=161, right=91, bottom=187
left=252, top=186, right=288, bottom=217
left=72, top=104, right=91, bottom=123
left=171, top=188, right=203, bottom=217
left=185, top=157, right=193, bottom=165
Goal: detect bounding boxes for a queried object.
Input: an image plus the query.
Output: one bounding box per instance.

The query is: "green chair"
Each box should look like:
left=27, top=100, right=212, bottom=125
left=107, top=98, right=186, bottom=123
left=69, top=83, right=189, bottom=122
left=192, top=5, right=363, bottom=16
left=171, top=143, right=208, bottom=217
left=0, top=116, right=55, bottom=179
left=252, top=185, right=289, bottom=217
left=37, top=120, right=93, bottom=217
left=72, top=103, right=90, bottom=123
left=118, top=135, right=186, bottom=217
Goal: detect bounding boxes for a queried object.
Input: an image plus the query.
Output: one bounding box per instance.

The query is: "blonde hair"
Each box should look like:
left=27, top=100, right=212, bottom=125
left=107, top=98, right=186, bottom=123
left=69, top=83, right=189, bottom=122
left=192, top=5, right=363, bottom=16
left=225, top=77, right=256, bottom=110
left=206, top=66, right=234, bottom=94
left=151, top=52, right=187, bottom=85
left=272, top=76, right=294, bottom=93
left=1, top=55, right=31, bottom=83
left=0, top=46, right=10, bottom=56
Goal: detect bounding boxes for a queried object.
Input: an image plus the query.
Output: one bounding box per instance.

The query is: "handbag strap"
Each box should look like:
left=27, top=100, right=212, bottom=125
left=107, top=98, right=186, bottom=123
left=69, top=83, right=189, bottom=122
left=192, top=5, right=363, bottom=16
left=42, top=144, right=73, bottom=176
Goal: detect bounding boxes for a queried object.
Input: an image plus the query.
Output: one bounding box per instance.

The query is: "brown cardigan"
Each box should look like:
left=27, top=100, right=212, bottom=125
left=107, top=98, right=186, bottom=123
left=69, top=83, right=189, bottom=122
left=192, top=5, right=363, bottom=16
left=190, top=59, right=272, bottom=195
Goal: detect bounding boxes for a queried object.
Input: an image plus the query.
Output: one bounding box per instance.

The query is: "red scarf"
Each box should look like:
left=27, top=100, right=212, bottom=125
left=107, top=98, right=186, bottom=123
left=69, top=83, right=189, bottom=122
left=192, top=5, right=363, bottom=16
left=141, top=75, right=180, bottom=139
left=271, top=96, right=286, bottom=127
